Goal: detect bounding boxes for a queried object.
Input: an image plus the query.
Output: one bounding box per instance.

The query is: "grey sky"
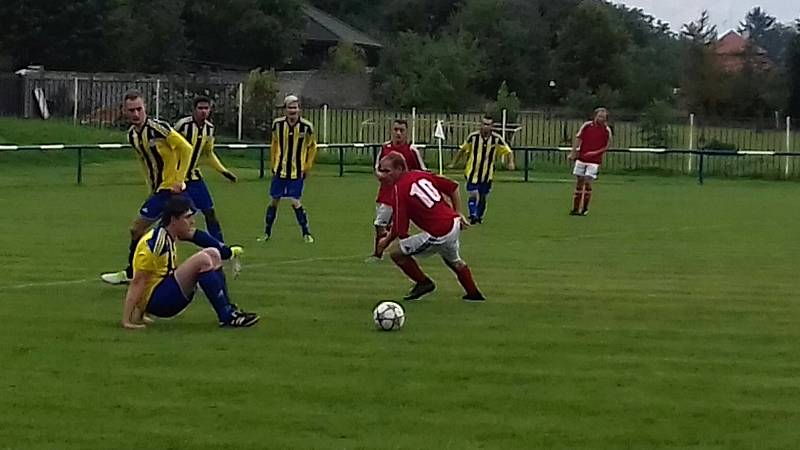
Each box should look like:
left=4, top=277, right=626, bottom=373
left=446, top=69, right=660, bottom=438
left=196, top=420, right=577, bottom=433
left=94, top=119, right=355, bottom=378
left=612, top=1, right=799, bottom=31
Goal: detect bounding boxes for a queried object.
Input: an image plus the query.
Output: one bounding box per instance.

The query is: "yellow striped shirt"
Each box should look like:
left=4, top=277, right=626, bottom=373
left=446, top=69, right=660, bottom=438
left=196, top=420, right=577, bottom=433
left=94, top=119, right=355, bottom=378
left=128, top=118, right=193, bottom=192
left=174, top=116, right=230, bottom=181
left=270, top=117, right=317, bottom=180
left=459, top=131, right=512, bottom=184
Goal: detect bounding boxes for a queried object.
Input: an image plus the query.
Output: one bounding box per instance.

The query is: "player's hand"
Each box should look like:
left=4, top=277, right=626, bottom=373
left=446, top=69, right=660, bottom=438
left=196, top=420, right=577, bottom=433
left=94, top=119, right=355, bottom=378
left=459, top=215, right=471, bottom=229
left=171, top=181, right=186, bottom=193
left=122, top=321, right=146, bottom=330
left=567, top=153, right=576, bottom=162
left=222, top=171, right=238, bottom=183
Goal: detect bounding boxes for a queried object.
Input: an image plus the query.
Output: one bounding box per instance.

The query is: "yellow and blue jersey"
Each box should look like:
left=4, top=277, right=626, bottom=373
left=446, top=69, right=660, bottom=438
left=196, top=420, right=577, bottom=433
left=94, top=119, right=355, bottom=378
left=128, top=118, right=193, bottom=192
left=459, top=131, right=512, bottom=184
left=132, top=227, right=177, bottom=309
left=270, top=117, right=317, bottom=180
left=174, top=116, right=231, bottom=182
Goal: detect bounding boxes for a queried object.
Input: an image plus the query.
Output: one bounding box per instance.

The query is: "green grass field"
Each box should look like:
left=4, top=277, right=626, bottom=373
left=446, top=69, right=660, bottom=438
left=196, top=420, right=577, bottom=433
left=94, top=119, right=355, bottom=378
left=1, top=150, right=799, bottom=449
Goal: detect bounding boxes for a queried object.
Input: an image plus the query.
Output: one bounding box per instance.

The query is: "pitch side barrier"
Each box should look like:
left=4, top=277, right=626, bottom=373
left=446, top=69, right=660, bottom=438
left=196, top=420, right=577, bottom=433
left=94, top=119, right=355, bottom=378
left=1, top=143, right=798, bottom=185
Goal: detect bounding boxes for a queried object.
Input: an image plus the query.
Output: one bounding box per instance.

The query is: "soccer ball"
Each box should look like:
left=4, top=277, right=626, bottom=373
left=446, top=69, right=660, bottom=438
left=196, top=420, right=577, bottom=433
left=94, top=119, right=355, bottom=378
left=373, top=301, right=406, bottom=331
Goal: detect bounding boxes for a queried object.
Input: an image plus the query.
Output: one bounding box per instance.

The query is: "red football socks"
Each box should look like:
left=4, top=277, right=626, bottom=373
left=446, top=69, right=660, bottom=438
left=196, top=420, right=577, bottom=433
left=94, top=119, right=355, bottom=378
left=396, top=258, right=428, bottom=284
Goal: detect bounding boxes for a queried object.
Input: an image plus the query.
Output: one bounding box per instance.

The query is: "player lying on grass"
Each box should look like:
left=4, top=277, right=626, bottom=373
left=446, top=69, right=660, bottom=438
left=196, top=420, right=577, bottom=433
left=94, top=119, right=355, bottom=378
left=122, top=195, right=259, bottom=329
left=375, top=152, right=485, bottom=302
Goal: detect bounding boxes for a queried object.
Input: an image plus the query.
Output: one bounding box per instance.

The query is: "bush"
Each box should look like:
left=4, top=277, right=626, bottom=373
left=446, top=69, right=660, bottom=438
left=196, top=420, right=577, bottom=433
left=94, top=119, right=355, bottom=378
left=488, top=81, right=521, bottom=123
left=640, top=99, right=671, bottom=147
left=701, top=139, right=737, bottom=151
left=243, top=68, right=278, bottom=138
left=324, top=42, right=367, bottom=74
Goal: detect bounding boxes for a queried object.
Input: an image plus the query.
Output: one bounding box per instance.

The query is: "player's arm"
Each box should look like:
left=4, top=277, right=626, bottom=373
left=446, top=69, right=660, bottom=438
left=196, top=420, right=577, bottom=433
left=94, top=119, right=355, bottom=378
left=203, top=136, right=237, bottom=182
left=448, top=142, right=469, bottom=168
left=166, top=130, right=193, bottom=190
left=569, top=123, right=588, bottom=162
left=270, top=122, right=279, bottom=174
left=499, top=139, right=515, bottom=170
left=303, top=129, right=318, bottom=175
left=122, top=271, right=151, bottom=329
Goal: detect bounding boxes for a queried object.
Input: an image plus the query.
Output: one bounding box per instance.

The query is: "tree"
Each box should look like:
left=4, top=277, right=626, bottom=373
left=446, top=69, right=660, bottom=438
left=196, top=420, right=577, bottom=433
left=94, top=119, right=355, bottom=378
left=323, top=42, right=367, bottom=74
left=788, top=22, right=800, bottom=117
left=553, top=2, right=631, bottom=95
left=0, top=0, right=132, bottom=71
left=243, top=68, right=279, bottom=137
left=450, top=0, right=550, bottom=102
left=680, top=11, right=725, bottom=115
left=373, top=32, right=485, bottom=110
left=183, top=0, right=304, bottom=69
left=738, top=7, right=776, bottom=43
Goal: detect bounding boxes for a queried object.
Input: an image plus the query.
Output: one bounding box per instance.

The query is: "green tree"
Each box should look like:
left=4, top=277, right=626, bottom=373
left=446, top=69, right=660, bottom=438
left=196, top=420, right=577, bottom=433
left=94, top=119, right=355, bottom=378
left=183, top=0, right=304, bottom=68
left=680, top=10, right=725, bottom=115
left=323, top=42, right=367, bottom=74
left=451, top=0, right=551, bottom=102
left=119, top=0, right=189, bottom=72
left=0, top=0, right=131, bottom=70
left=243, top=68, right=279, bottom=137
left=553, top=2, right=631, bottom=95
left=788, top=22, right=800, bottom=117
left=640, top=99, right=672, bottom=147
left=373, top=32, right=485, bottom=110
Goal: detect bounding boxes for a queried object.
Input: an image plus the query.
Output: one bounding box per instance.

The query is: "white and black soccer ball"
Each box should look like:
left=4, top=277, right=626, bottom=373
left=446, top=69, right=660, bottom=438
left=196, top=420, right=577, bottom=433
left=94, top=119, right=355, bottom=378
left=373, top=301, right=406, bottom=331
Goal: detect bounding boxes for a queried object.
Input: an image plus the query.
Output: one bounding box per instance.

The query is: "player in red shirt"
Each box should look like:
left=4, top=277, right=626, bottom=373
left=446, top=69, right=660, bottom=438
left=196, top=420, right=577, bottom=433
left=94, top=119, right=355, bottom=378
left=375, top=152, right=485, bottom=302
left=568, top=107, right=612, bottom=216
left=367, top=119, right=427, bottom=262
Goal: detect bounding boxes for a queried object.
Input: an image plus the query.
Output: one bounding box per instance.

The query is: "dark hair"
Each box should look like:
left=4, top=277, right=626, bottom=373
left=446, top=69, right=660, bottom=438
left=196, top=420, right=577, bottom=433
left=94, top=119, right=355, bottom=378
left=393, top=119, right=408, bottom=128
left=124, top=90, right=143, bottom=102
left=482, top=114, right=494, bottom=123
left=194, top=95, right=212, bottom=108
left=161, top=195, right=193, bottom=225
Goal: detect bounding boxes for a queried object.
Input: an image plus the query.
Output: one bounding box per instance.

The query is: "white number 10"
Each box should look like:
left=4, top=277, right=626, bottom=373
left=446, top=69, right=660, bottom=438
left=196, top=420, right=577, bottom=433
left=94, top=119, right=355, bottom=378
left=410, top=179, right=442, bottom=208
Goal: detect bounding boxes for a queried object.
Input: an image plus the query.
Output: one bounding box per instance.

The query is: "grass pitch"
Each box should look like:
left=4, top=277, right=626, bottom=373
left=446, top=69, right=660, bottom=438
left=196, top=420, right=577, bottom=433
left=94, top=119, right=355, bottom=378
left=0, top=155, right=799, bottom=449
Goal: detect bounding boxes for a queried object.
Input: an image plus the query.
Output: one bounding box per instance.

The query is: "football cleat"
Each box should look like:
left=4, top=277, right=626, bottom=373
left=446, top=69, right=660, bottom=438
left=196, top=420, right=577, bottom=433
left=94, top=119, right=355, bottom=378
left=100, top=270, right=130, bottom=285
left=569, top=209, right=581, bottom=216
left=462, top=292, right=486, bottom=302
left=257, top=234, right=271, bottom=242
left=364, top=255, right=383, bottom=263
left=403, top=280, right=436, bottom=300
left=303, top=234, right=315, bottom=243
left=220, top=309, right=260, bottom=328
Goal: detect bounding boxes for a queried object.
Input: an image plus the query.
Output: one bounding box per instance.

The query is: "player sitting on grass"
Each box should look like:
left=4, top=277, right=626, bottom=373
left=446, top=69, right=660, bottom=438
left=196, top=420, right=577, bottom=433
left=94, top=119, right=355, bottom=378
left=375, top=152, right=485, bottom=302
left=121, top=195, right=259, bottom=329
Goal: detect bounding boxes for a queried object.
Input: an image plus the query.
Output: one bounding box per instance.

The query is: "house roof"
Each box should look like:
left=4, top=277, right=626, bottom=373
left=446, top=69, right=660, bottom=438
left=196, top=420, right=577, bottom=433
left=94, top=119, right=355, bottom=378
left=714, top=30, right=771, bottom=72
left=302, top=5, right=382, bottom=48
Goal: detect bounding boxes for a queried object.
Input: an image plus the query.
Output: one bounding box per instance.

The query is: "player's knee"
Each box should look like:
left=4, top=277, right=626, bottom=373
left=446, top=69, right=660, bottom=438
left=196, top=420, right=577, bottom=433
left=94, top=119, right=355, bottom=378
left=200, top=248, right=222, bottom=268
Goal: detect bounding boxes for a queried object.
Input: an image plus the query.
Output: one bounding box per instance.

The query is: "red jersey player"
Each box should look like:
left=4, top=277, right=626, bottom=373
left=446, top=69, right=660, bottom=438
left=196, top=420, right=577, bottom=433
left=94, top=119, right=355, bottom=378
left=367, top=119, right=427, bottom=262
left=375, top=152, right=485, bottom=302
left=568, top=107, right=612, bottom=216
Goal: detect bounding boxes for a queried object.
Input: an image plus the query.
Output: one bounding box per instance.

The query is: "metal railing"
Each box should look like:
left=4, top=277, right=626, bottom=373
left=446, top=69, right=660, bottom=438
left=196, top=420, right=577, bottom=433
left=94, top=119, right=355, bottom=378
left=2, top=143, right=800, bottom=185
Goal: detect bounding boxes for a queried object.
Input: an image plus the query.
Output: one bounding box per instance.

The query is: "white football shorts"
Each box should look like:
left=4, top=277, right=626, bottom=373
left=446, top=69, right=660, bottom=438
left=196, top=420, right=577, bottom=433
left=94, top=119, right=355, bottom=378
left=399, top=217, right=462, bottom=264
left=572, top=160, right=600, bottom=179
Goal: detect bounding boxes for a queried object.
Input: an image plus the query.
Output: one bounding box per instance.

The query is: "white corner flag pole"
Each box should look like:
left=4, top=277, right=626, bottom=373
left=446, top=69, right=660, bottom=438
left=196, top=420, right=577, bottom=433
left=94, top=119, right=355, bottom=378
left=434, top=120, right=446, bottom=175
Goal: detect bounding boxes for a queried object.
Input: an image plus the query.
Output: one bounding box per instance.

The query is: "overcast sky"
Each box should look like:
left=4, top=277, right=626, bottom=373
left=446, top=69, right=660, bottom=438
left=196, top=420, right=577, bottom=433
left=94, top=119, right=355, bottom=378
left=612, top=1, right=799, bottom=32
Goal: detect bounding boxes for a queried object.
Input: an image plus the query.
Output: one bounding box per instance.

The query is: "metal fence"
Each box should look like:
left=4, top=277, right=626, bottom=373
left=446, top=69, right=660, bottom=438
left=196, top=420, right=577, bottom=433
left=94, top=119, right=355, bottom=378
left=2, top=143, right=799, bottom=184
left=1, top=72, right=797, bottom=154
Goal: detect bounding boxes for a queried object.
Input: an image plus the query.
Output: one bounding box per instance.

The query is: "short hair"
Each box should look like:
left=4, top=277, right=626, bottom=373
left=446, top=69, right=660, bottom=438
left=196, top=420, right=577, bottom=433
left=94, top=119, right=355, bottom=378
left=393, top=119, right=408, bottom=128
left=284, top=94, right=299, bottom=106
left=194, top=95, right=212, bottom=108
left=161, top=195, right=193, bottom=226
left=381, top=151, right=408, bottom=171
left=124, top=90, right=143, bottom=102
left=482, top=114, right=494, bottom=123
left=594, top=107, right=608, bottom=115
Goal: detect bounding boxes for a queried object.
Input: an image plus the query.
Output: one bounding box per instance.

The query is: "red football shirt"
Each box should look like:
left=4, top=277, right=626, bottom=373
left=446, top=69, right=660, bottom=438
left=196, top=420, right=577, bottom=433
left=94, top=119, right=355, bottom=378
left=577, top=121, right=612, bottom=164
left=376, top=143, right=427, bottom=205
left=392, top=171, right=459, bottom=238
